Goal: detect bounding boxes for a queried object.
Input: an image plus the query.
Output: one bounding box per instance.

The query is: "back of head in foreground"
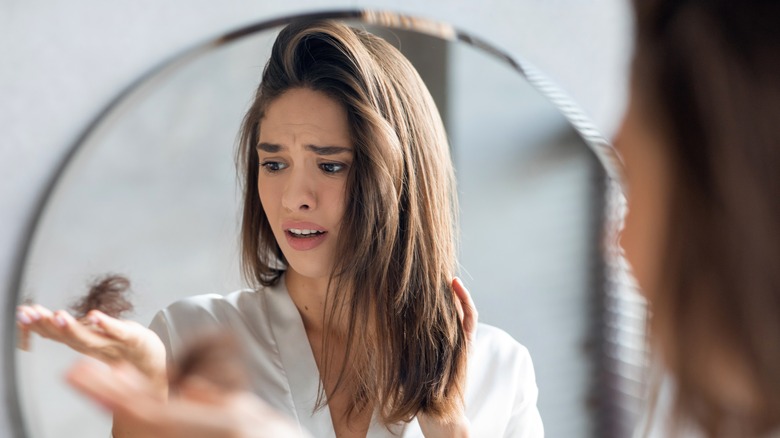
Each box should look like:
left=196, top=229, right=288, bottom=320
left=236, top=20, right=466, bottom=426
left=630, top=1, right=780, bottom=436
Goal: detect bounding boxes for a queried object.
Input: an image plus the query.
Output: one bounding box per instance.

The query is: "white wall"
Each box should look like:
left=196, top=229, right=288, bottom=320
left=1, top=1, right=632, bottom=436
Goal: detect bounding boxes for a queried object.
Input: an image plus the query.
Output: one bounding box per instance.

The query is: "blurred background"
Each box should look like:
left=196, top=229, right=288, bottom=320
left=2, top=2, right=639, bottom=438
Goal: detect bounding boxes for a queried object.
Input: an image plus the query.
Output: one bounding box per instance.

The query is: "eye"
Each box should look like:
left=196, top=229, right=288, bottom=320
left=320, top=162, right=347, bottom=174
left=260, top=161, right=287, bottom=173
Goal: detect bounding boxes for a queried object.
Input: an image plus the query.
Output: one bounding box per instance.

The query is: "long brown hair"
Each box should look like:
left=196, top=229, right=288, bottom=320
left=632, top=1, right=780, bottom=435
left=236, top=20, right=465, bottom=424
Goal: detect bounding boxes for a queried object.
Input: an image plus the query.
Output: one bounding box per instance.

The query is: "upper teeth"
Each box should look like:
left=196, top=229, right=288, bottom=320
left=289, top=229, right=321, bottom=235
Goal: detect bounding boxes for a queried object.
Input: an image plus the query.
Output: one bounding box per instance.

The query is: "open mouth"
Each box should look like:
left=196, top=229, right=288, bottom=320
left=286, top=229, right=327, bottom=238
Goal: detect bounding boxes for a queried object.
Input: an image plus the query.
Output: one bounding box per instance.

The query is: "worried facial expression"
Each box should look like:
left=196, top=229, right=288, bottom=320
left=256, top=88, right=353, bottom=281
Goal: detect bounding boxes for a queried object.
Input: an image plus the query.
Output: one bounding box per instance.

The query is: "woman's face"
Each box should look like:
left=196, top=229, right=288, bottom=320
left=614, top=91, right=672, bottom=301
left=257, top=87, right=353, bottom=281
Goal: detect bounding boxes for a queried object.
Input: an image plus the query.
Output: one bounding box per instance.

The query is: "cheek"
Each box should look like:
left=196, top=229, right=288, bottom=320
left=323, top=180, right=348, bottom=222
left=620, top=167, right=669, bottom=301
left=614, top=97, right=671, bottom=300
left=257, top=178, right=279, bottom=220
left=620, top=195, right=645, bottom=284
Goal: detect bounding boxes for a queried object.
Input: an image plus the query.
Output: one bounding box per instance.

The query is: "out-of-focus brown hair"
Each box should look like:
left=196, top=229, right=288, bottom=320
left=168, top=332, right=249, bottom=393
left=236, top=20, right=465, bottom=425
left=631, top=1, right=780, bottom=435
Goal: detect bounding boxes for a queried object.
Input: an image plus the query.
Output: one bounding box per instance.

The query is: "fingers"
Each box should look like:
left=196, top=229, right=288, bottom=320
left=66, top=360, right=124, bottom=410
left=16, top=306, right=37, bottom=325
left=86, top=309, right=131, bottom=341
left=68, top=360, right=232, bottom=438
left=17, top=304, right=62, bottom=340
left=451, top=277, right=478, bottom=344
left=57, top=311, right=127, bottom=358
left=17, top=304, right=116, bottom=345
left=68, top=361, right=177, bottom=438
left=16, top=304, right=122, bottom=361
left=69, top=359, right=309, bottom=438
left=16, top=322, right=31, bottom=351
left=67, top=360, right=157, bottom=416
left=452, top=277, right=477, bottom=321
left=417, top=410, right=472, bottom=438
left=16, top=306, right=37, bottom=351
left=451, top=284, right=465, bottom=323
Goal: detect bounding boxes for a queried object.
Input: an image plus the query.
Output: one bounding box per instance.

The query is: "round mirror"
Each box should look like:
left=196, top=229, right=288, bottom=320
left=10, top=10, right=630, bottom=438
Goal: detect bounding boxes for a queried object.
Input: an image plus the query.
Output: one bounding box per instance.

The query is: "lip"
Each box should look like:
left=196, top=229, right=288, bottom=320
left=282, top=221, right=327, bottom=232
left=282, top=221, right=328, bottom=251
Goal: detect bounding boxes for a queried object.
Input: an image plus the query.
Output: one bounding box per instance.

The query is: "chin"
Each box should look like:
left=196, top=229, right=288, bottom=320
left=284, top=257, right=332, bottom=281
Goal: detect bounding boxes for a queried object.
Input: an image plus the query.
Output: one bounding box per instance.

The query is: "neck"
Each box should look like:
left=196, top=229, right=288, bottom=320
left=285, top=269, right=330, bottom=334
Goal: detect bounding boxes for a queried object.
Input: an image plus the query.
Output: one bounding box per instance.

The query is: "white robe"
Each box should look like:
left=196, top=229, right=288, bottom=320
left=150, top=276, right=545, bottom=438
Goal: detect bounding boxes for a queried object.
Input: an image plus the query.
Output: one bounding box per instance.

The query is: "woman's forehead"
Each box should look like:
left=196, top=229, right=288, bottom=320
left=259, top=88, right=351, bottom=147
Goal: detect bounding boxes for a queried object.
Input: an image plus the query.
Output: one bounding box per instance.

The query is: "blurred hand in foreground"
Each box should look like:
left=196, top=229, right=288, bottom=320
left=67, top=359, right=311, bottom=438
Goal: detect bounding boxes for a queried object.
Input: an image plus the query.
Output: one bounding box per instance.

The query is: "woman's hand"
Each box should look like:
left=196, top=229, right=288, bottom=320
left=16, top=304, right=167, bottom=392
left=451, top=277, right=478, bottom=346
left=418, top=277, right=478, bottom=438
left=66, top=359, right=311, bottom=438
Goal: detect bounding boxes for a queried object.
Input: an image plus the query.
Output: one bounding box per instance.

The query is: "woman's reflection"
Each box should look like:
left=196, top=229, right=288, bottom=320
left=18, top=19, right=543, bottom=438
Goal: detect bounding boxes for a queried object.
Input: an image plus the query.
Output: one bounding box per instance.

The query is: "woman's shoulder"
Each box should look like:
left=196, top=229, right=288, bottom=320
left=150, top=282, right=285, bottom=361
left=150, top=281, right=287, bottom=334
left=472, top=323, right=533, bottom=364
left=157, top=280, right=284, bottom=321
left=465, top=323, right=543, bottom=436
left=152, top=289, right=255, bottom=327
left=469, top=323, right=538, bottom=398
left=162, top=288, right=259, bottom=314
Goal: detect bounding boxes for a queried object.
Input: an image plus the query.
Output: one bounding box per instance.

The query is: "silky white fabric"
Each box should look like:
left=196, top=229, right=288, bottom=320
left=150, top=276, right=545, bottom=437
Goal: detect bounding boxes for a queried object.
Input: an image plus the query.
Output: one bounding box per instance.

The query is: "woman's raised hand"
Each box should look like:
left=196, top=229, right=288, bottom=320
left=451, top=277, right=478, bottom=347
left=417, top=277, right=478, bottom=438
left=16, top=304, right=167, bottom=392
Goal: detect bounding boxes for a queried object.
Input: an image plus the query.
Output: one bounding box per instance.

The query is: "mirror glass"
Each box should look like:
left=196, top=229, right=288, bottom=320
left=13, top=12, right=622, bottom=438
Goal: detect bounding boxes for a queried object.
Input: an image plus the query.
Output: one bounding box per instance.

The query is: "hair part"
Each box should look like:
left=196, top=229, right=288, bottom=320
left=236, top=19, right=465, bottom=425
left=632, top=1, right=780, bottom=435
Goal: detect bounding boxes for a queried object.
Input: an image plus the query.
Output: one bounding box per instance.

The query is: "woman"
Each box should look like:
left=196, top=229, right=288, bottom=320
left=19, top=20, right=543, bottom=438
left=618, top=0, right=780, bottom=436
left=63, top=1, right=780, bottom=437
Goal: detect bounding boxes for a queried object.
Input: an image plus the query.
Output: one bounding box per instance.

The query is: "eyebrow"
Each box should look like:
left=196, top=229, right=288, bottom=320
left=257, top=143, right=352, bottom=155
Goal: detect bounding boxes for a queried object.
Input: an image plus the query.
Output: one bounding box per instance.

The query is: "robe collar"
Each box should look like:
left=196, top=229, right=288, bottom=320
left=265, top=273, right=417, bottom=437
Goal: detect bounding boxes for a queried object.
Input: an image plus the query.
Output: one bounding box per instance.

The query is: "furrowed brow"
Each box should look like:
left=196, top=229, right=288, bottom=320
left=257, top=142, right=282, bottom=153
left=306, top=145, right=352, bottom=155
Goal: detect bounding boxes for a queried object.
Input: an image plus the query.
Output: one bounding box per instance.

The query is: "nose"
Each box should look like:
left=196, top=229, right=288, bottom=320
left=281, top=167, right=317, bottom=212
